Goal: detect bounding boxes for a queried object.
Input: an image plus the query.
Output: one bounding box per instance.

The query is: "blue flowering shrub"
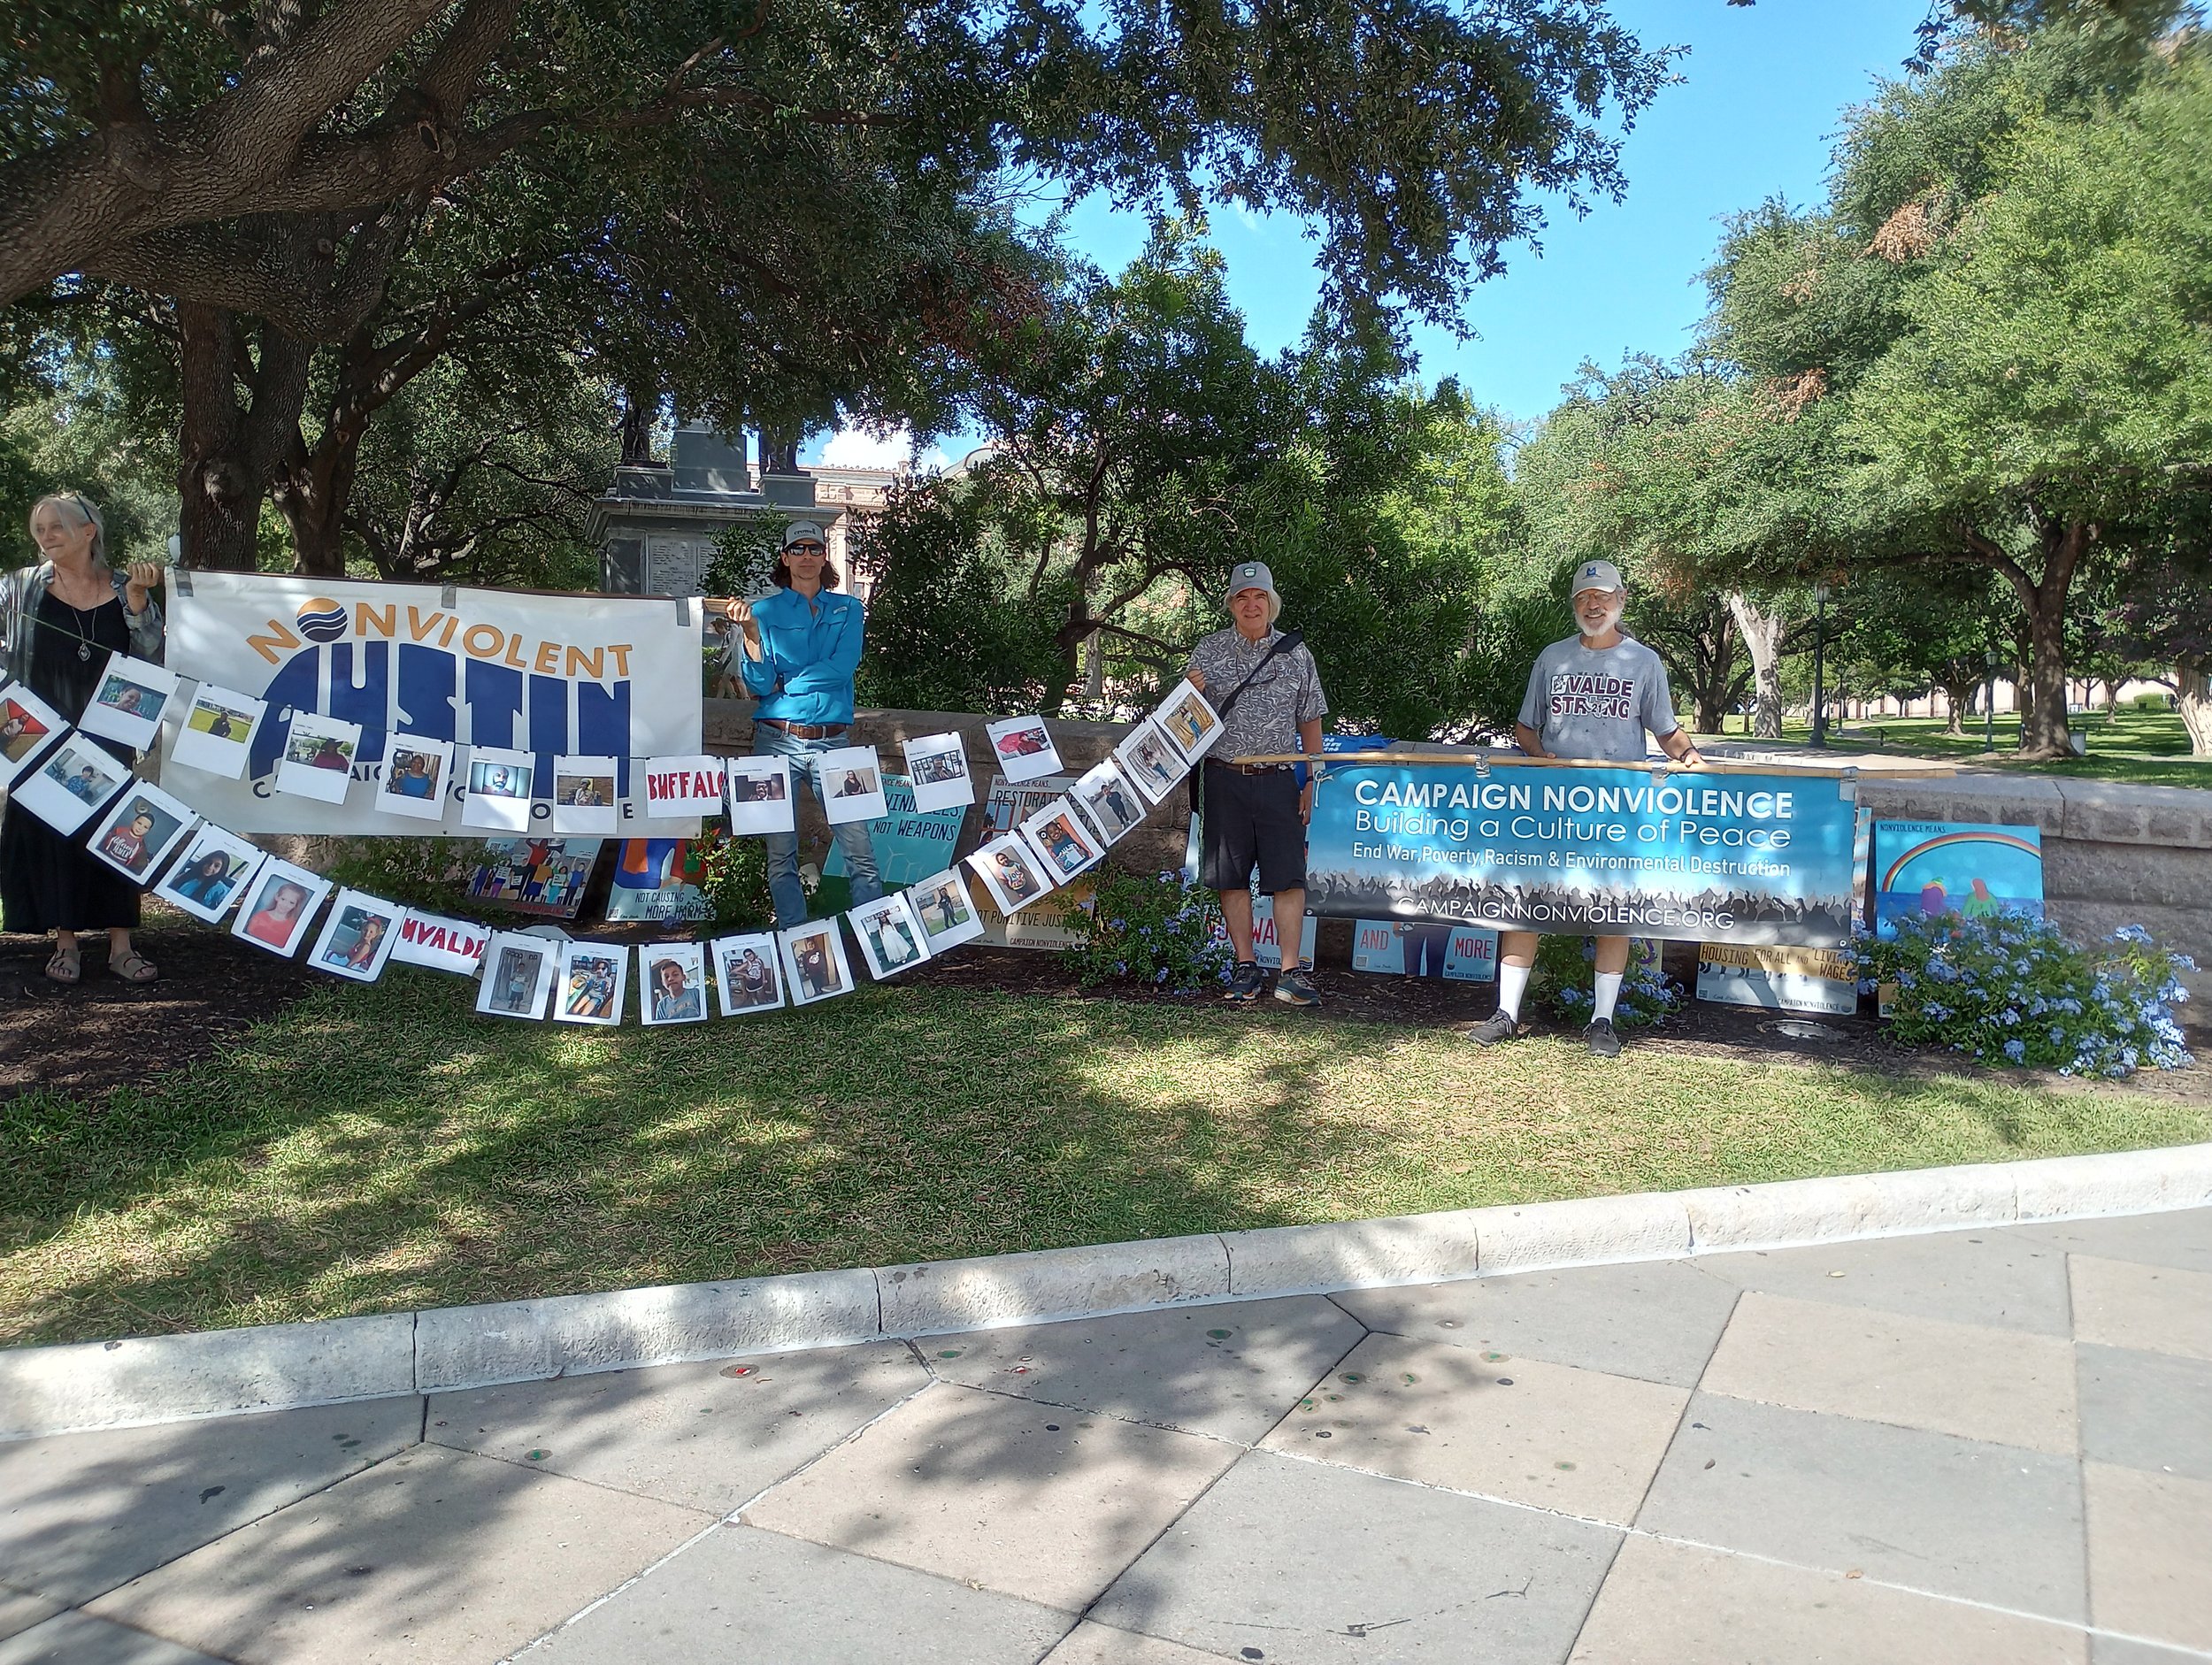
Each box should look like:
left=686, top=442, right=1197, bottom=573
left=1853, top=913, right=2194, bottom=1077
left=1533, top=934, right=1684, bottom=1029
left=1059, top=869, right=1233, bottom=994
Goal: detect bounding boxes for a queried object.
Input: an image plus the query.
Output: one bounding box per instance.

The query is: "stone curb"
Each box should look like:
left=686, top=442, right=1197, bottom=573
left=6, top=1141, right=2209, bottom=1440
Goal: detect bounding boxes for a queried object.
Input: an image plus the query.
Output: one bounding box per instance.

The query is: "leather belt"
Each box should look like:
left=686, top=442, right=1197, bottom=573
left=757, top=718, right=844, bottom=740
left=1210, top=760, right=1293, bottom=775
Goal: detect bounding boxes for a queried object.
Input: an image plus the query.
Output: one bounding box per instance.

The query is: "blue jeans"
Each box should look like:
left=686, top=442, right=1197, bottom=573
left=752, top=724, right=882, bottom=928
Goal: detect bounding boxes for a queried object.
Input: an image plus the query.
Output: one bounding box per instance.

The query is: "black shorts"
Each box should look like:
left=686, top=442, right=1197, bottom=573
left=1200, top=763, right=1307, bottom=894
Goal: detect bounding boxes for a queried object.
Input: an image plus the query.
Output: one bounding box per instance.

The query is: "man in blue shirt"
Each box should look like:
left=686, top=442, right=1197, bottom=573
left=728, top=520, right=884, bottom=927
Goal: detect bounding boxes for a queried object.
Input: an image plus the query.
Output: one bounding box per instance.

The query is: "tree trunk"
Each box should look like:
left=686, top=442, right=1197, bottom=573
left=1939, top=675, right=1978, bottom=737
left=1971, top=517, right=2084, bottom=760
left=1725, top=593, right=1787, bottom=740
left=175, top=304, right=313, bottom=570
left=273, top=420, right=364, bottom=578
left=2178, top=664, right=2212, bottom=757
left=2018, top=579, right=2075, bottom=758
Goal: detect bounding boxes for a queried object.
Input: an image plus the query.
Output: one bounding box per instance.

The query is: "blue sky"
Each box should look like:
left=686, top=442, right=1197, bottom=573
left=814, top=0, right=1929, bottom=467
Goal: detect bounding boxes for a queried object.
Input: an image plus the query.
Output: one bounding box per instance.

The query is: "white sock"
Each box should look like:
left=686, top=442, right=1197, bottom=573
left=1594, top=971, right=1624, bottom=1024
left=1497, top=961, right=1530, bottom=1021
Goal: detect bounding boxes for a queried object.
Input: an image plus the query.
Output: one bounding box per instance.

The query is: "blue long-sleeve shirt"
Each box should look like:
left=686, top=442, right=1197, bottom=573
left=738, top=587, right=865, bottom=725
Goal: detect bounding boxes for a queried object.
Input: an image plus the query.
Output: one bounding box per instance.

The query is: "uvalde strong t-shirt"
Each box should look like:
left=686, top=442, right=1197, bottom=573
left=1516, top=633, right=1679, bottom=762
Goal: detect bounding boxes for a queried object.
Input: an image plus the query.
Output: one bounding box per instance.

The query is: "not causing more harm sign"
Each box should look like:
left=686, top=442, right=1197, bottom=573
left=164, top=573, right=703, bottom=835
left=1305, top=763, right=1861, bottom=948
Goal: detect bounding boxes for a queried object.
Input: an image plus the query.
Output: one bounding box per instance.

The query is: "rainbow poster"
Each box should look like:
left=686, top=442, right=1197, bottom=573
left=1872, top=821, right=2044, bottom=938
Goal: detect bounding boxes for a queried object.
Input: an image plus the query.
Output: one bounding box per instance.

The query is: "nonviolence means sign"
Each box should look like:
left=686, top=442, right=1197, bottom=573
left=1304, top=761, right=1861, bottom=947
left=164, top=572, right=703, bottom=835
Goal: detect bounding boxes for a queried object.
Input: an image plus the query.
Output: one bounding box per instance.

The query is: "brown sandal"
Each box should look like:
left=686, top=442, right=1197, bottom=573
left=110, top=950, right=158, bottom=984
left=44, top=945, right=81, bottom=985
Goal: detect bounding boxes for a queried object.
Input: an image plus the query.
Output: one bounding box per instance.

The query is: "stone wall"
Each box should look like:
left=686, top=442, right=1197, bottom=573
left=1853, top=771, right=2212, bottom=990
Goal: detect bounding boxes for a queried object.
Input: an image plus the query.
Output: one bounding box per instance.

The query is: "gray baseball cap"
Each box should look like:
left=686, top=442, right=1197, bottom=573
left=782, top=519, right=828, bottom=550
left=1571, top=558, right=1625, bottom=597
left=1225, top=561, right=1281, bottom=624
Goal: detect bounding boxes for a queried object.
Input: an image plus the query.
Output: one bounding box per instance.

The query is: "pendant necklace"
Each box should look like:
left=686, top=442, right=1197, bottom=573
left=66, top=602, right=94, bottom=662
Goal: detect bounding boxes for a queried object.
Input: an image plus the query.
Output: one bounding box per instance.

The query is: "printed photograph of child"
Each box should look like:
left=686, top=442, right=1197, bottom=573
left=1, top=698, right=51, bottom=763
left=562, top=954, right=624, bottom=1019
left=724, top=946, right=779, bottom=1008
left=485, top=943, right=546, bottom=1015
left=645, top=953, right=704, bottom=1022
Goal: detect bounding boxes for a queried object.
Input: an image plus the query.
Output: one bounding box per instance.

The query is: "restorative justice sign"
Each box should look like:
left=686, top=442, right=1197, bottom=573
left=165, top=572, right=703, bottom=835
left=1305, top=762, right=1862, bottom=947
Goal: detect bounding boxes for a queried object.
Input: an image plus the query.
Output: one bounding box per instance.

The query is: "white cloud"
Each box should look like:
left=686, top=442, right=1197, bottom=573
left=818, top=425, right=915, bottom=469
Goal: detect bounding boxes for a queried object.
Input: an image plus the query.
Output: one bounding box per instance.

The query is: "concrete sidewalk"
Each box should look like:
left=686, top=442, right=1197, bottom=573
left=4, top=1209, right=2208, bottom=1665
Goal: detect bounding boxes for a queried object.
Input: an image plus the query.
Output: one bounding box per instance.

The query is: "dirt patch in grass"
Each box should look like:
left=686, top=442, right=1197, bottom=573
left=0, top=918, right=319, bottom=1100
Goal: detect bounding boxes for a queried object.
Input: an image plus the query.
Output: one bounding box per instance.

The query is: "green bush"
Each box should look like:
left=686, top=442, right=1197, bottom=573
left=1853, top=913, right=2194, bottom=1076
left=1059, top=867, right=1232, bottom=994
left=321, top=837, right=473, bottom=915
left=695, top=832, right=774, bottom=930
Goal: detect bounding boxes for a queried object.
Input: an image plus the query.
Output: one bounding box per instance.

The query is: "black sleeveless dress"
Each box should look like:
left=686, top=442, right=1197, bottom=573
left=0, top=591, right=142, bottom=932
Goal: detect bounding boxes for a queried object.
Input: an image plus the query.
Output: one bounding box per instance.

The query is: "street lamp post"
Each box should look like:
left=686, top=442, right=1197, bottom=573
left=1809, top=584, right=1830, bottom=748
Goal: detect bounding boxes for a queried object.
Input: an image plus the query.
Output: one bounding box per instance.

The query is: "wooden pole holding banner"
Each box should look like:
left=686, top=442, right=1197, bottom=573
left=1225, top=750, right=1957, bottom=780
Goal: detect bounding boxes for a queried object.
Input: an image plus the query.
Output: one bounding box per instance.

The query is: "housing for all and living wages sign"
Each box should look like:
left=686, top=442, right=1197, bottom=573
left=1306, top=761, right=1861, bottom=947
left=165, top=573, right=703, bottom=834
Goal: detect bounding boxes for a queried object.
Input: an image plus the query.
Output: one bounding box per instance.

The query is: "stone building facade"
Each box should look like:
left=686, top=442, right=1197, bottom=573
left=588, top=421, right=898, bottom=601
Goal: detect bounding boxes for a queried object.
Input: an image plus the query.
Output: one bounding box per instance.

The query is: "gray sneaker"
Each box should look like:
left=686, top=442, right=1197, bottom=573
left=1273, top=965, right=1321, bottom=1008
left=1225, top=961, right=1266, bottom=1002
left=1583, top=1017, right=1623, bottom=1057
left=1463, top=1009, right=1520, bottom=1046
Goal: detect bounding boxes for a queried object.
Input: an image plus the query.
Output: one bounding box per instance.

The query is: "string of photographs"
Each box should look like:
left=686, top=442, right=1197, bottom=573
left=0, top=658, right=1226, bottom=1026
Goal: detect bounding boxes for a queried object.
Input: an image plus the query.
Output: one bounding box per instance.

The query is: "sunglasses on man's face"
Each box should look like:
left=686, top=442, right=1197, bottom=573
left=787, top=543, right=826, bottom=556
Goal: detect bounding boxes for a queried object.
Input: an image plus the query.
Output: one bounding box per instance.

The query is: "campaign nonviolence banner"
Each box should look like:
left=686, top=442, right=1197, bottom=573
left=1306, top=762, right=1861, bottom=947
left=164, top=573, right=703, bottom=834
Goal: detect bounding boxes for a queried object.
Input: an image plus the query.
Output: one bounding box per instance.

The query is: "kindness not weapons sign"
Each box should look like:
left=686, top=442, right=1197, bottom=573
left=1305, top=762, right=1862, bottom=947
left=165, top=573, right=703, bottom=834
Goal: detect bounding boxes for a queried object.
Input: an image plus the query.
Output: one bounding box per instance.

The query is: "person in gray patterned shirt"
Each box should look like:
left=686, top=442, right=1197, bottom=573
left=1185, top=561, right=1328, bottom=1008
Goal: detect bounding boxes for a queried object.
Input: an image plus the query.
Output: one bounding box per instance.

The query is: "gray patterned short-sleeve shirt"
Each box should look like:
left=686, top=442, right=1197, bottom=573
left=1185, top=626, right=1328, bottom=759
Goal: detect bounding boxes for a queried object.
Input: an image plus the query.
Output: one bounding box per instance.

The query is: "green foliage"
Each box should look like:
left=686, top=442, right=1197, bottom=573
left=5, top=0, right=1679, bottom=577
left=1059, top=869, right=1232, bottom=994
left=1522, top=18, right=2212, bottom=757
left=1847, top=53, right=2212, bottom=523
left=321, top=839, right=474, bottom=916
left=695, top=832, right=774, bottom=931
left=0, top=352, right=179, bottom=571
left=342, top=352, right=611, bottom=587
left=1531, top=935, right=1683, bottom=1030
left=1855, top=915, right=2194, bottom=1076
left=860, top=227, right=1524, bottom=736
left=852, top=479, right=1074, bottom=712
left=703, top=519, right=783, bottom=602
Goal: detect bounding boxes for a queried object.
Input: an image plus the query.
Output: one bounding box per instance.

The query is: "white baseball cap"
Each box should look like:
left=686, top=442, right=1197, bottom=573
left=1572, top=559, right=1625, bottom=597
left=782, top=519, right=828, bottom=550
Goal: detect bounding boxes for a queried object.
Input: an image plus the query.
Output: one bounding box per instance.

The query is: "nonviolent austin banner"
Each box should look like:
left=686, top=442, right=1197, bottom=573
left=1305, top=762, right=1861, bottom=947
left=165, top=573, right=703, bottom=834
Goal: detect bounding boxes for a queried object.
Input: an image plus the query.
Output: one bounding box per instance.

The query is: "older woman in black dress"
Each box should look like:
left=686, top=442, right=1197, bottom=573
left=0, top=494, right=165, bottom=983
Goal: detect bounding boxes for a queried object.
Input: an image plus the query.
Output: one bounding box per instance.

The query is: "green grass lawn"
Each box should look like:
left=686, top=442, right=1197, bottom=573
left=1705, top=709, right=2211, bottom=789
left=4, top=974, right=2207, bottom=1348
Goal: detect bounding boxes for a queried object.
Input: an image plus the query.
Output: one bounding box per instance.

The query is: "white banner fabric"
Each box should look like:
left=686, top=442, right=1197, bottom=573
left=165, top=573, right=703, bottom=834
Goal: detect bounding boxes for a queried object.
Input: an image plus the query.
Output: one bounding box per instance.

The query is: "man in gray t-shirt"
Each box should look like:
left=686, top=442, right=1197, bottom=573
left=1468, top=559, right=1705, bottom=1058
left=1517, top=631, right=1678, bottom=761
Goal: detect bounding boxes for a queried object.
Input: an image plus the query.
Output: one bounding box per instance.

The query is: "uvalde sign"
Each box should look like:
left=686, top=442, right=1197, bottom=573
left=1304, top=760, right=1863, bottom=947
left=165, top=573, right=703, bottom=835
